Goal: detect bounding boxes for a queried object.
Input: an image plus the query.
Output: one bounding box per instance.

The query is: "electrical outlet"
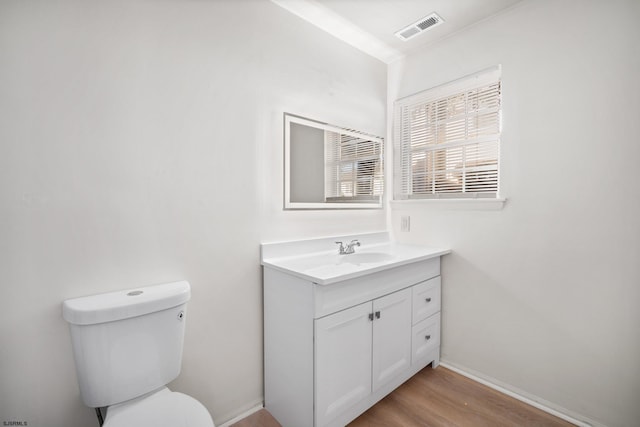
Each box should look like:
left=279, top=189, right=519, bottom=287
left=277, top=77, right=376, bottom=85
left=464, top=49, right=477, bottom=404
left=400, top=215, right=410, bottom=232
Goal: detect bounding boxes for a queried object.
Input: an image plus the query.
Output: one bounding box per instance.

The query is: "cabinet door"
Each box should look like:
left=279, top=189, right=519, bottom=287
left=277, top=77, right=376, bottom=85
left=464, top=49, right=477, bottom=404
left=372, top=288, right=412, bottom=392
left=315, top=302, right=373, bottom=427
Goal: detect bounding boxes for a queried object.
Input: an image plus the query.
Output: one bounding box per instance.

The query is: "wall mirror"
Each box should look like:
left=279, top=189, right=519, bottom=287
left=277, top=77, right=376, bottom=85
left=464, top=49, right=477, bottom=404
left=284, top=113, right=384, bottom=209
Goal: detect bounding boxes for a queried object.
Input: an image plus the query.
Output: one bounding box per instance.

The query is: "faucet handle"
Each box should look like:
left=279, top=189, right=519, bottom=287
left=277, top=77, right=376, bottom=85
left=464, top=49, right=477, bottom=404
left=349, top=239, right=361, bottom=247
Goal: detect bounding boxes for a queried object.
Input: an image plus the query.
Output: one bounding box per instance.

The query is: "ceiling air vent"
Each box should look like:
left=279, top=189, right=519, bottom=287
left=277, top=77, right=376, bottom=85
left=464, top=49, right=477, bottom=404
left=395, top=12, right=444, bottom=41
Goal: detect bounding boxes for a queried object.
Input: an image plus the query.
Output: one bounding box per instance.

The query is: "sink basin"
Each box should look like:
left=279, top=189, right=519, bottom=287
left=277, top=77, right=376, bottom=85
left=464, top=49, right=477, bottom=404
left=261, top=233, right=450, bottom=285
left=275, top=251, right=395, bottom=271
left=338, top=252, right=395, bottom=265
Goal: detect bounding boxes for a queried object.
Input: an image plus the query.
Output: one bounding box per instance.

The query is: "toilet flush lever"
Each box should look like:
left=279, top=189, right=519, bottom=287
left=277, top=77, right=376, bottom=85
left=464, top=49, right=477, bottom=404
left=178, top=311, right=185, bottom=321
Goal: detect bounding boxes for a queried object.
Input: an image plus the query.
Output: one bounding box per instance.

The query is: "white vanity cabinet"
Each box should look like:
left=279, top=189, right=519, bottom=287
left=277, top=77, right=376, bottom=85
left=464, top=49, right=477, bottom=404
left=315, top=288, right=412, bottom=427
left=263, top=254, right=444, bottom=427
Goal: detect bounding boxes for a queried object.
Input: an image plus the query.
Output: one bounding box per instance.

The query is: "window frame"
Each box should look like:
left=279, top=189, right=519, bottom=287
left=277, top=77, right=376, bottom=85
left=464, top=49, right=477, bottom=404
left=393, top=66, right=504, bottom=204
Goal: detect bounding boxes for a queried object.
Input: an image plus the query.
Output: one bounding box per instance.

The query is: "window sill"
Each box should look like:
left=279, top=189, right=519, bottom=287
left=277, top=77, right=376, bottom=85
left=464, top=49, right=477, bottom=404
left=390, top=197, right=507, bottom=211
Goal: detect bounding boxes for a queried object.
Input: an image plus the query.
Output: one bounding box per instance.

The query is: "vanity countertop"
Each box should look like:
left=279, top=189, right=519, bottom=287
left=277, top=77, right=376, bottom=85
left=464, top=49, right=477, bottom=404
left=261, top=232, right=450, bottom=285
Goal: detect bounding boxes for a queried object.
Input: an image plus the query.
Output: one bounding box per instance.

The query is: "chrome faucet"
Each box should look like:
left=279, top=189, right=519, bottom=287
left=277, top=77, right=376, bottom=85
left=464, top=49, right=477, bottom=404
left=335, top=239, right=361, bottom=255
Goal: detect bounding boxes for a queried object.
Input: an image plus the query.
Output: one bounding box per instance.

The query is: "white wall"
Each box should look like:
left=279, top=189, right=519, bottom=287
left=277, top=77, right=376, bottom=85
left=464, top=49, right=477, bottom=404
left=0, top=1, right=386, bottom=426
left=388, top=1, right=640, bottom=426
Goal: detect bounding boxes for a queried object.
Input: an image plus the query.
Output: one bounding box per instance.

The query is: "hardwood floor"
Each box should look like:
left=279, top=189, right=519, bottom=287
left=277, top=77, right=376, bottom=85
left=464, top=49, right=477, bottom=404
left=231, top=366, right=574, bottom=427
left=348, top=366, right=574, bottom=427
left=230, top=408, right=281, bottom=427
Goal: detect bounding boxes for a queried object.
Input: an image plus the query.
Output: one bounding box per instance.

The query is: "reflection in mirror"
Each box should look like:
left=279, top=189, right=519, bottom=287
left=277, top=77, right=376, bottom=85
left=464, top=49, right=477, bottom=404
left=284, top=114, right=384, bottom=209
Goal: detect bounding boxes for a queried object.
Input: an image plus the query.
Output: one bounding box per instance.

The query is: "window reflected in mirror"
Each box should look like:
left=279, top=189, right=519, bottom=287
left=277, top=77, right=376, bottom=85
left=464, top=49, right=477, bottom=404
left=284, top=114, right=384, bottom=210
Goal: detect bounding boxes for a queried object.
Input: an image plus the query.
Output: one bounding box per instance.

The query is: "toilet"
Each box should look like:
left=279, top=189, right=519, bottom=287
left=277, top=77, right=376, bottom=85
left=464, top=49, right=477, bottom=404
left=63, top=281, right=215, bottom=427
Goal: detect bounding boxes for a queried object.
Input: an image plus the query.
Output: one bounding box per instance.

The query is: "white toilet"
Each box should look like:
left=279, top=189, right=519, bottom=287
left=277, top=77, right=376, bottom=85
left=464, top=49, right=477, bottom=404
left=63, top=281, right=215, bottom=427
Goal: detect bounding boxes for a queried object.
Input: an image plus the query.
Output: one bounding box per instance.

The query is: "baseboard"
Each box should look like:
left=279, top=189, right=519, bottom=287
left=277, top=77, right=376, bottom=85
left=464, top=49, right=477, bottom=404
left=439, top=361, right=605, bottom=427
left=218, top=403, right=264, bottom=427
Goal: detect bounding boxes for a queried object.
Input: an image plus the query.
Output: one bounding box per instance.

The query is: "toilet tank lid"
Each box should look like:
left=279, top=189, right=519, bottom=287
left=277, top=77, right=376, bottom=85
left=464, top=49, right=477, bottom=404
left=63, top=281, right=191, bottom=325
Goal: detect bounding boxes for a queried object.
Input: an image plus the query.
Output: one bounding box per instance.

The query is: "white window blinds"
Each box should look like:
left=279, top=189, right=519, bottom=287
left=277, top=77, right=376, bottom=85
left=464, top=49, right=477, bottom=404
left=325, top=129, right=384, bottom=202
left=394, top=67, right=502, bottom=199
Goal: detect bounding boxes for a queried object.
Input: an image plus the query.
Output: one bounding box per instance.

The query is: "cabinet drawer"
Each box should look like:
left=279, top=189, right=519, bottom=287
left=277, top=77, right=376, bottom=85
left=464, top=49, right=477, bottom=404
left=411, top=313, right=440, bottom=366
left=411, top=276, right=441, bottom=325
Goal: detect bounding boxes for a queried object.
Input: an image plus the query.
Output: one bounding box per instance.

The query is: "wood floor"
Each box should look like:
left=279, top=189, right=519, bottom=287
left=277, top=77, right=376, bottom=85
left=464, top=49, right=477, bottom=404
left=230, top=366, right=574, bottom=427
left=230, top=408, right=281, bottom=427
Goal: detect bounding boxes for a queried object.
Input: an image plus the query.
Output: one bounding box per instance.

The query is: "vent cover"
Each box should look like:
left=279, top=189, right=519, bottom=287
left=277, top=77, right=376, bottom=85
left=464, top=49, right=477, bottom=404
left=395, top=12, right=444, bottom=41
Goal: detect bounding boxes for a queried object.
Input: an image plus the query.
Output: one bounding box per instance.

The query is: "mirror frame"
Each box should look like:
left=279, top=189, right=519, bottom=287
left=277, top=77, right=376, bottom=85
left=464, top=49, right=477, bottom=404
left=284, top=113, right=384, bottom=210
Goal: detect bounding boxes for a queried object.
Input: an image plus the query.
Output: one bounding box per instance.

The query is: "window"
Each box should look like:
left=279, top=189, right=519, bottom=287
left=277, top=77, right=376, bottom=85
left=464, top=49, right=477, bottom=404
left=324, top=127, right=384, bottom=203
left=394, top=67, right=502, bottom=200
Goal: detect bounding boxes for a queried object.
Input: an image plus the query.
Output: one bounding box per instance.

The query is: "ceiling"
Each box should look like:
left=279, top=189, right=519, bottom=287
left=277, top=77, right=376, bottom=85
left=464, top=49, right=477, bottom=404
left=272, top=0, right=524, bottom=63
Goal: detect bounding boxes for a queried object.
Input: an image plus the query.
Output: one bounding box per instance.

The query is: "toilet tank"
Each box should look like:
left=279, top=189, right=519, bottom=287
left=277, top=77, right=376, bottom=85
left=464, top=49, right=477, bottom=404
left=63, top=281, right=191, bottom=408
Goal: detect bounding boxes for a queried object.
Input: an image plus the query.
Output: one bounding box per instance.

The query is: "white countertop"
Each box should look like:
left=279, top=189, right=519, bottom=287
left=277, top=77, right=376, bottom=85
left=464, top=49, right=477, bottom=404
left=261, top=232, right=450, bottom=285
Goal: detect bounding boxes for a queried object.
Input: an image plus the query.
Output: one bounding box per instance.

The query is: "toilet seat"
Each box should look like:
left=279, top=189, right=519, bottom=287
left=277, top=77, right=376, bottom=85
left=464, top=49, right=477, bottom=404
left=104, top=388, right=215, bottom=427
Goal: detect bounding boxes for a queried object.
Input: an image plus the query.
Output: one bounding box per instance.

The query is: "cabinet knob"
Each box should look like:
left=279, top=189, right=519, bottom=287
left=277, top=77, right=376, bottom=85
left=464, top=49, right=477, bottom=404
left=375, top=311, right=381, bottom=319
left=368, top=313, right=374, bottom=321
left=425, top=335, right=431, bottom=341
left=425, top=297, right=432, bottom=303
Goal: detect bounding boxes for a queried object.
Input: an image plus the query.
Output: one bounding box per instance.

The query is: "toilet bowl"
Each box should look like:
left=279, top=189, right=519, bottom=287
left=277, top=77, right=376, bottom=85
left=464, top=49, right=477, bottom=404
left=63, top=281, right=214, bottom=427
left=103, top=387, right=213, bottom=427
